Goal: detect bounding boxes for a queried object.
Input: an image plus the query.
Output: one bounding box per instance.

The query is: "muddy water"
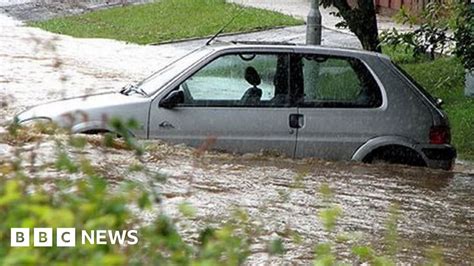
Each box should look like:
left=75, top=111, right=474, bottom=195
left=0, top=8, right=472, bottom=264
left=159, top=155, right=473, bottom=264
left=2, top=138, right=472, bottom=264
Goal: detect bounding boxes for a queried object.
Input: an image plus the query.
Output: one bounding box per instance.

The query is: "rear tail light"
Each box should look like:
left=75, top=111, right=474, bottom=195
left=429, top=126, right=451, bottom=144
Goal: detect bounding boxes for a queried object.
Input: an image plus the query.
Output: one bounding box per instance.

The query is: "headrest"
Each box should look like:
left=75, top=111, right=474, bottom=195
left=245, top=67, right=261, bottom=86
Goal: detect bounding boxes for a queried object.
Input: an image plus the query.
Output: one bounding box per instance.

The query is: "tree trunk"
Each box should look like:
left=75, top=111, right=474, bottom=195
left=323, top=0, right=381, bottom=52
left=355, top=0, right=381, bottom=52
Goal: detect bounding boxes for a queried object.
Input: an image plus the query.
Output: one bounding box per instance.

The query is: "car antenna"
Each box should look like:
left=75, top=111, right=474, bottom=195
left=206, top=7, right=244, bottom=46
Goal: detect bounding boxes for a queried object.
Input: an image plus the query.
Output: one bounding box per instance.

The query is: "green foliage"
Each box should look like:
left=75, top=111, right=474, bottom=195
left=0, top=175, right=134, bottom=264
left=68, top=135, right=87, bottom=149
left=55, top=150, right=79, bottom=173
left=6, top=117, right=20, bottom=137
left=178, top=202, right=196, bottom=218
left=2, top=120, right=64, bottom=145
left=454, top=4, right=474, bottom=70
left=380, top=2, right=461, bottom=60
left=268, top=237, right=285, bottom=255
left=319, top=207, right=342, bottom=232
left=30, top=0, right=303, bottom=45
left=384, top=204, right=400, bottom=258
left=381, top=44, right=429, bottom=64
left=108, top=117, right=144, bottom=156
left=424, top=246, right=445, bottom=266
left=313, top=185, right=345, bottom=265
left=314, top=243, right=336, bottom=266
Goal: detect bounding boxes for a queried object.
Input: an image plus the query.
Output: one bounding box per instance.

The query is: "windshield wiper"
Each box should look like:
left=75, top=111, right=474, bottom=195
left=120, top=84, right=148, bottom=97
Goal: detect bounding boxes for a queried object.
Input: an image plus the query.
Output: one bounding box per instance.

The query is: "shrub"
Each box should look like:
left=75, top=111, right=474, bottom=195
left=454, top=4, right=474, bottom=71
left=380, top=2, right=463, bottom=60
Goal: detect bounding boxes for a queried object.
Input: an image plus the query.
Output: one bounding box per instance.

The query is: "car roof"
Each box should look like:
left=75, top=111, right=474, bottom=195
left=205, top=41, right=390, bottom=60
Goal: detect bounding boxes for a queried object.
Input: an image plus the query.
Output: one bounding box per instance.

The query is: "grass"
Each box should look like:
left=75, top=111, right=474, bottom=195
left=30, top=0, right=303, bottom=44
left=382, top=45, right=422, bottom=64
left=396, top=56, right=474, bottom=160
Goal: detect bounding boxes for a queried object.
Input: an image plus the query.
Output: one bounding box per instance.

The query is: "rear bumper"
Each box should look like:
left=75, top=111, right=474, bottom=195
left=419, top=144, right=457, bottom=170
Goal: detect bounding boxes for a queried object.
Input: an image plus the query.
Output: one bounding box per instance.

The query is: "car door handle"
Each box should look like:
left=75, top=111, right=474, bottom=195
left=289, top=114, right=304, bottom=129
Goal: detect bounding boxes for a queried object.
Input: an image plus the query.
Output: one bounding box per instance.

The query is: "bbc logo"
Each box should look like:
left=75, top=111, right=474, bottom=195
left=11, top=228, right=75, bottom=247
left=11, top=228, right=139, bottom=247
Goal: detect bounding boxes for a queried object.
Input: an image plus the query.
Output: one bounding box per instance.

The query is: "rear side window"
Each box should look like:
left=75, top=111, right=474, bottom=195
left=297, top=55, right=382, bottom=108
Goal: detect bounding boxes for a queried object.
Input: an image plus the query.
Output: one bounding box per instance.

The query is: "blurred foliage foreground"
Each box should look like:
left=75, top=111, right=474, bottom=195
left=0, top=119, right=446, bottom=265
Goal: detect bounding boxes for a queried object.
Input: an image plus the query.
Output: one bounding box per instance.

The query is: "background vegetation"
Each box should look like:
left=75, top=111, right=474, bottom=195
left=30, top=0, right=303, bottom=44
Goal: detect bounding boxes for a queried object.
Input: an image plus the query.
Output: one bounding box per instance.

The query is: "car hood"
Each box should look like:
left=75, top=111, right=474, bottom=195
left=17, top=92, right=150, bottom=123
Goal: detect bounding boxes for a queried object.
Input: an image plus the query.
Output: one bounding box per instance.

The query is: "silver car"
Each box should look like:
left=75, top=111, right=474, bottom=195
left=16, top=42, right=456, bottom=170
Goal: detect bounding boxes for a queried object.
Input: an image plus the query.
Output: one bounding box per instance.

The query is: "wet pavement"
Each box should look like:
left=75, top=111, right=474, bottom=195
left=229, top=0, right=413, bottom=33
left=0, top=3, right=473, bottom=265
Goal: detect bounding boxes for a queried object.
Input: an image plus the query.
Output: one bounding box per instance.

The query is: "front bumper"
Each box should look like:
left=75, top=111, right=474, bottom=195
left=419, top=144, right=457, bottom=170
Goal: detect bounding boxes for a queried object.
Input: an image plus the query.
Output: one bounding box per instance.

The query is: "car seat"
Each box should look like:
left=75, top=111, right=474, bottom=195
left=240, top=67, right=262, bottom=105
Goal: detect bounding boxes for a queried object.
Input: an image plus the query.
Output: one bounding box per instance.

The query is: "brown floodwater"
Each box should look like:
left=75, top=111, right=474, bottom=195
left=141, top=148, right=474, bottom=265
left=0, top=7, right=471, bottom=263
left=0, top=135, right=473, bottom=264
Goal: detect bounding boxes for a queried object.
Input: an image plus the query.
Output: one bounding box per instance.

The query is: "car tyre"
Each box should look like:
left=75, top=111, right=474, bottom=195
left=364, top=145, right=426, bottom=167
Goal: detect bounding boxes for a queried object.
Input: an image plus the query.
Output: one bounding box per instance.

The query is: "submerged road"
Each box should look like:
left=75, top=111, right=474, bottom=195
left=0, top=4, right=472, bottom=264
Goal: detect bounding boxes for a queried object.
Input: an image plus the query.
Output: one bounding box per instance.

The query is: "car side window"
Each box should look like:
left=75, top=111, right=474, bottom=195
left=299, top=55, right=382, bottom=108
left=176, top=53, right=290, bottom=107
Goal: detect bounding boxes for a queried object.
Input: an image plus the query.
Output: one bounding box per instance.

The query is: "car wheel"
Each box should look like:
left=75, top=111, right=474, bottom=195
left=364, top=145, right=426, bottom=167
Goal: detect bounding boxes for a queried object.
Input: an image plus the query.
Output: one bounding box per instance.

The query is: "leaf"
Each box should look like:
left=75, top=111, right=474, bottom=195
left=128, top=163, right=144, bottom=172
left=178, top=202, right=196, bottom=218
left=319, top=183, right=332, bottom=199
left=55, top=151, right=78, bottom=173
left=0, top=163, right=14, bottom=176
left=0, top=180, right=22, bottom=206
left=314, top=243, right=331, bottom=257
left=69, top=136, right=87, bottom=149
left=319, top=206, right=342, bottom=231
left=268, top=238, right=285, bottom=255
left=103, top=133, right=116, bottom=148
left=352, top=245, right=375, bottom=261
left=138, top=192, right=151, bottom=209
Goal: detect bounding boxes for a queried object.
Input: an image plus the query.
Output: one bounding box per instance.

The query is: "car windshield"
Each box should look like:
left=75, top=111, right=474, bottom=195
left=137, top=48, right=213, bottom=96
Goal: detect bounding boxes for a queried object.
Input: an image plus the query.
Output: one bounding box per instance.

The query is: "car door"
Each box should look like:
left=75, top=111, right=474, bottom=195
left=148, top=52, right=298, bottom=156
left=292, top=53, right=385, bottom=160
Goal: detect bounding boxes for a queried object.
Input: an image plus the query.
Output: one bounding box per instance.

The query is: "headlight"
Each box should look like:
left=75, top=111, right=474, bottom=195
left=19, top=117, right=52, bottom=126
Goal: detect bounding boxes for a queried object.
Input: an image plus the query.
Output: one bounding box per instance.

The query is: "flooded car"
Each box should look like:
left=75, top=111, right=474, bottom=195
left=16, top=42, right=456, bottom=169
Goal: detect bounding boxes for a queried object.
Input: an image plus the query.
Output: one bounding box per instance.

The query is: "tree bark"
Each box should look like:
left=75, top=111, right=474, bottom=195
left=322, top=0, right=381, bottom=52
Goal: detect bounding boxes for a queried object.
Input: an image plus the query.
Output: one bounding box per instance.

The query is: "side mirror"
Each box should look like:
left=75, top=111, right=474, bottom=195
left=159, top=90, right=184, bottom=109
